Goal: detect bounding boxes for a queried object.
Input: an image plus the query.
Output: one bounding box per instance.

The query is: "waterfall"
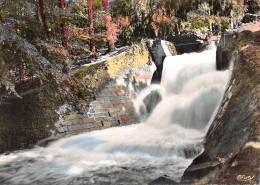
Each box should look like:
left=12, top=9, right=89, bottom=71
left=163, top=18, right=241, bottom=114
left=0, top=43, right=230, bottom=185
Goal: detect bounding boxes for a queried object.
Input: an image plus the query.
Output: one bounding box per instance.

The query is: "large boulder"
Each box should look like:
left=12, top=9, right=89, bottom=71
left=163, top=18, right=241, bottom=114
left=182, top=30, right=260, bottom=184
left=147, top=40, right=176, bottom=83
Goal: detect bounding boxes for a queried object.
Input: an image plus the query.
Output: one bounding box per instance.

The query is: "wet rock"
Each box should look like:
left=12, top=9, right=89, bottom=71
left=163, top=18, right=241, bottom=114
left=0, top=76, right=59, bottom=154
left=169, top=32, right=208, bottom=54
left=143, top=90, right=162, bottom=115
left=242, top=14, right=259, bottom=24
left=182, top=31, right=260, bottom=184
left=216, top=32, right=235, bottom=70
left=149, top=176, right=178, bottom=185
left=147, top=40, right=167, bottom=83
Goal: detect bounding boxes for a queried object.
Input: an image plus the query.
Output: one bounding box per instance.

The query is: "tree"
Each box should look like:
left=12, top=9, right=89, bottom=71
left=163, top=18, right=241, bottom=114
left=104, top=15, right=130, bottom=51
left=89, top=0, right=97, bottom=59
left=111, top=0, right=130, bottom=17
left=152, top=6, right=177, bottom=38
left=39, top=0, right=51, bottom=40
left=59, top=0, right=69, bottom=49
left=103, top=0, right=109, bottom=10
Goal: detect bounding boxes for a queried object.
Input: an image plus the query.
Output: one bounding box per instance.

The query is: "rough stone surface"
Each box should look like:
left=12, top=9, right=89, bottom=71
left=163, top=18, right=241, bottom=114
left=182, top=31, right=260, bottom=184
left=0, top=40, right=176, bottom=153
left=149, top=176, right=178, bottom=185
left=147, top=40, right=176, bottom=83
left=216, top=32, right=235, bottom=70
left=143, top=90, right=162, bottom=115
left=52, top=41, right=176, bottom=138
left=0, top=75, right=59, bottom=153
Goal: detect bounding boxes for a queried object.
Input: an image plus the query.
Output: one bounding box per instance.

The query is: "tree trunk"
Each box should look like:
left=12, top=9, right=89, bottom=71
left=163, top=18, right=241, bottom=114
left=103, top=0, right=110, bottom=52
left=103, top=0, right=109, bottom=10
left=110, top=42, right=115, bottom=51
left=19, top=52, right=25, bottom=82
left=60, top=0, right=69, bottom=49
left=89, top=0, right=97, bottom=59
left=39, top=0, right=51, bottom=40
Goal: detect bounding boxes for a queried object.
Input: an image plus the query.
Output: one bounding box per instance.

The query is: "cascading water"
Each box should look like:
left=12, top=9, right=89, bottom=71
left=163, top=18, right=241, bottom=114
left=0, top=43, right=229, bottom=185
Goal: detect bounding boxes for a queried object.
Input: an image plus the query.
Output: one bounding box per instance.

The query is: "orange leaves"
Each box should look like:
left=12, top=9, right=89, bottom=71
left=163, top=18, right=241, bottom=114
left=44, top=43, right=72, bottom=58
left=58, top=76, right=84, bottom=92
left=117, top=16, right=131, bottom=29
left=68, top=28, right=90, bottom=38
left=104, top=14, right=131, bottom=50
left=152, top=6, right=177, bottom=36
left=232, top=0, right=245, bottom=7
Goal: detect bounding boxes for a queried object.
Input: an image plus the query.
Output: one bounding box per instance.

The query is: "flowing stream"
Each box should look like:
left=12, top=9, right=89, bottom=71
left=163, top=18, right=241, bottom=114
left=0, top=44, right=229, bottom=185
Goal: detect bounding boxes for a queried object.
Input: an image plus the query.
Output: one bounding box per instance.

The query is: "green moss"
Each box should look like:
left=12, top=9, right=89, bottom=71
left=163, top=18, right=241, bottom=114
left=65, top=16, right=89, bottom=28
left=220, top=21, right=229, bottom=32
left=111, top=0, right=130, bottom=17
left=229, top=31, right=253, bottom=55
left=0, top=0, right=24, bottom=23
left=69, top=36, right=90, bottom=45
left=70, top=48, right=87, bottom=56
left=191, top=19, right=209, bottom=30
left=73, top=63, right=102, bottom=76
left=96, top=38, right=107, bottom=48
left=228, top=56, right=260, bottom=111
left=15, top=17, right=46, bottom=42
left=93, top=0, right=103, bottom=10
left=71, top=5, right=84, bottom=13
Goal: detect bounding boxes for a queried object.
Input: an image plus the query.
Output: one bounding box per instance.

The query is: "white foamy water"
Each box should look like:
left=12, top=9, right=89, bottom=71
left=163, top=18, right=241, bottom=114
left=0, top=44, right=229, bottom=185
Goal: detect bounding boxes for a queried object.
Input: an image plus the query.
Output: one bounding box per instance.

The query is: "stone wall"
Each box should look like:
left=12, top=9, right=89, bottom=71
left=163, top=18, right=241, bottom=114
left=0, top=40, right=176, bottom=154
left=51, top=41, right=175, bottom=138
left=53, top=63, right=156, bottom=138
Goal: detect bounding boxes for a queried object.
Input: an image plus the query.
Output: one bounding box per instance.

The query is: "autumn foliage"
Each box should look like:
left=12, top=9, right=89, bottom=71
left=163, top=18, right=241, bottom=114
left=152, top=6, right=178, bottom=37
left=58, top=76, right=84, bottom=93
left=104, top=15, right=131, bottom=50
left=68, top=28, right=89, bottom=38
left=44, top=44, right=72, bottom=58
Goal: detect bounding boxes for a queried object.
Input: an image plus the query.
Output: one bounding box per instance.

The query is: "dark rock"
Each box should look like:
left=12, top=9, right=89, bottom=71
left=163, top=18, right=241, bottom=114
left=147, top=40, right=167, bottom=83
left=0, top=76, right=59, bottom=154
left=149, top=176, right=178, bottom=185
left=37, top=138, right=58, bottom=147
left=182, top=31, right=260, bottom=184
left=242, top=14, right=259, bottom=24
left=216, top=32, right=235, bottom=70
left=169, top=32, right=208, bottom=54
left=143, top=90, right=162, bottom=115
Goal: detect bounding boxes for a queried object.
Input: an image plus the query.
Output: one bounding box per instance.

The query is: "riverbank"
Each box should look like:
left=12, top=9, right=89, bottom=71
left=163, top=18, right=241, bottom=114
left=181, top=29, right=260, bottom=184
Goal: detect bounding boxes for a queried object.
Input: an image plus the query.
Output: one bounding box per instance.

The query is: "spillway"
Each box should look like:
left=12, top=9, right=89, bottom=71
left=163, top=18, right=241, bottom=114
left=0, top=43, right=230, bottom=185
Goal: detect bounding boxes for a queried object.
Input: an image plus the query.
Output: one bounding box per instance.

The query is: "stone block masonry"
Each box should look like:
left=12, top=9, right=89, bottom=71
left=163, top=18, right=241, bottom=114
left=53, top=61, right=157, bottom=137
left=0, top=41, right=176, bottom=154
left=51, top=41, right=176, bottom=138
